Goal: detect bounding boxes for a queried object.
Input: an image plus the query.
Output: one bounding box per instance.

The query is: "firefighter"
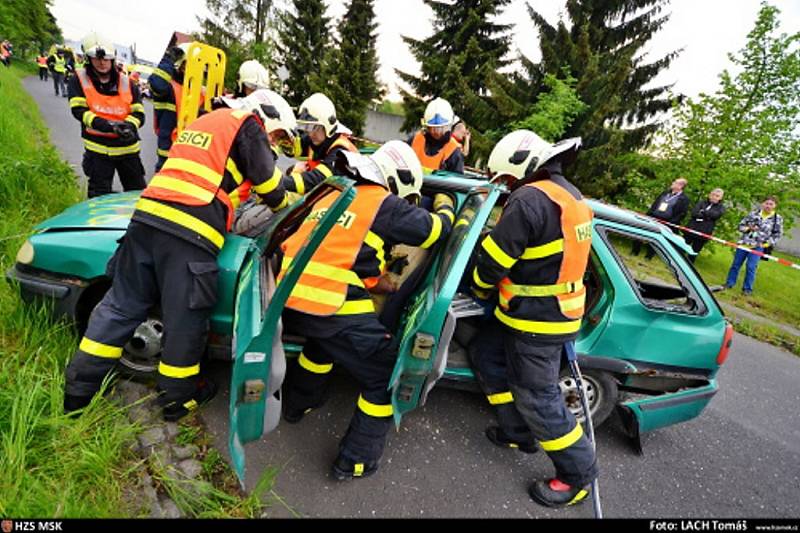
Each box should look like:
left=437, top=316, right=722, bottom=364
left=48, top=47, right=67, bottom=96
left=408, top=97, right=464, bottom=174
left=67, top=33, right=146, bottom=198
left=235, top=59, right=270, bottom=97
left=280, top=140, right=455, bottom=480
left=468, top=129, right=597, bottom=508
left=149, top=43, right=193, bottom=171
left=37, top=52, right=49, bottom=81
left=282, top=92, right=358, bottom=195
left=63, top=89, right=295, bottom=421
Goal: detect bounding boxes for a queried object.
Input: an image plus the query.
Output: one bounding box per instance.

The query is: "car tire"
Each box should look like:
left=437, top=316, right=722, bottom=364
left=558, top=369, right=618, bottom=428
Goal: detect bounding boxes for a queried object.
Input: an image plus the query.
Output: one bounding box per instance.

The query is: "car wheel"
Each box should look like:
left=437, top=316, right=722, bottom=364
left=558, top=369, right=618, bottom=428
left=119, top=317, right=163, bottom=378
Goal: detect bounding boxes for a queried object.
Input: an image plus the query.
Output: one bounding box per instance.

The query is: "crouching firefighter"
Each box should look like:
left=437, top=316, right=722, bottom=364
left=468, top=129, right=597, bottom=508
left=63, top=89, right=296, bottom=421
left=279, top=141, right=455, bottom=480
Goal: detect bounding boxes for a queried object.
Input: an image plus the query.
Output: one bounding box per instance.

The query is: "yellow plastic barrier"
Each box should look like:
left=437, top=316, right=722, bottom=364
left=178, top=42, right=226, bottom=134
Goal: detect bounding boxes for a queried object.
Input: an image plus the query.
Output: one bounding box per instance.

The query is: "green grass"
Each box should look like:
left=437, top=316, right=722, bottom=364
left=731, top=317, right=800, bottom=357
left=0, top=63, right=141, bottom=516
left=0, top=64, right=279, bottom=517
left=692, top=247, right=800, bottom=327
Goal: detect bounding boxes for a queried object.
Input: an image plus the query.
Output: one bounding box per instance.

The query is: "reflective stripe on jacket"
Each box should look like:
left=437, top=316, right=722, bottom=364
left=139, top=108, right=254, bottom=241
left=411, top=131, right=460, bottom=172
left=279, top=185, right=390, bottom=316
left=493, top=181, right=593, bottom=335
left=76, top=69, right=132, bottom=139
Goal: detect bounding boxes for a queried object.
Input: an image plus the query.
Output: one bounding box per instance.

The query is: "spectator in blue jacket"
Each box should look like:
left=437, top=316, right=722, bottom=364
left=724, top=196, right=783, bottom=296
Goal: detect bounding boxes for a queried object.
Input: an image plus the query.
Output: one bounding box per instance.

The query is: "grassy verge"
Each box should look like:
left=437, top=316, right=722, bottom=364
left=692, top=247, right=800, bottom=327
left=0, top=63, right=139, bottom=516
left=0, top=65, right=274, bottom=517
left=730, top=317, right=800, bottom=357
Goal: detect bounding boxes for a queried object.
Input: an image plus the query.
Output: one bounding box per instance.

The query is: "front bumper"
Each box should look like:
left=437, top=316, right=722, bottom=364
left=6, top=264, right=89, bottom=321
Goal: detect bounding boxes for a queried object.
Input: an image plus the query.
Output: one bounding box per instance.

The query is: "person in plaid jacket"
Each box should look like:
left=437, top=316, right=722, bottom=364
left=724, top=196, right=783, bottom=295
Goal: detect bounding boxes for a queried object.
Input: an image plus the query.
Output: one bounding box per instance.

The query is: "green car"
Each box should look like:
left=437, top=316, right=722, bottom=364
left=8, top=174, right=733, bottom=484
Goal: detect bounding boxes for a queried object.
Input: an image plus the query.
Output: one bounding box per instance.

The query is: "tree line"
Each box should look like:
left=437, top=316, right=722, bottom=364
left=197, top=0, right=798, bottom=241
left=0, top=0, right=62, bottom=57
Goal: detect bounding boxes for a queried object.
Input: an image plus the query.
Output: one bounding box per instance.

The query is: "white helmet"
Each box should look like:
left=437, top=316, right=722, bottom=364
left=422, top=97, right=454, bottom=128
left=487, top=130, right=582, bottom=184
left=173, top=42, right=192, bottom=69
left=81, top=32, right=115, bottom=60
left=221, top=89, right=297, bottom=154
left=237, top=59, right=270, bottom=94
left=337, top=141, right=424, bottom=201
left=296, top=93, right=340, bottom=136
left=373, top=141, right=424, bottom=201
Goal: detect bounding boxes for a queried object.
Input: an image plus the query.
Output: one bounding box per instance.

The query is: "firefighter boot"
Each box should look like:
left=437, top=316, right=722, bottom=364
left=331, top=455, right=379, bottom=481
left=162, top=378, right=218, bottom=422
left=529, top=478, right=590, bottom=508
left=63, top=394, right=93, bottom=417
left=485, top=426, right=538, bottom=454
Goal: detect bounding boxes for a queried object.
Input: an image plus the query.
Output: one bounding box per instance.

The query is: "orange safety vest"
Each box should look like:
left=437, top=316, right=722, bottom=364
left=37, top=56, right=48, bottom=66
left=141, top=108, right=254, bottom=232
left=411, top=131, right=460, bottom=172
left=279, top=185, right=390, bottom=316
left=496, top=181, right=593, bottom=332
left=76, top=69, right=132, bottom=139
left=305, top=134, right=358, bottom=170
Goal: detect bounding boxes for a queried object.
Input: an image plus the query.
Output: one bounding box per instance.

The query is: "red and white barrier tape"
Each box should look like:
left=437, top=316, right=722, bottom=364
left=651, top=217, right=800, bottom=272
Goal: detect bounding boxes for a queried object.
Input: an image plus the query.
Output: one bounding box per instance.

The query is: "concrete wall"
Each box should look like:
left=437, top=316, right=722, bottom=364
left=363, top=109, right=408, bottom=143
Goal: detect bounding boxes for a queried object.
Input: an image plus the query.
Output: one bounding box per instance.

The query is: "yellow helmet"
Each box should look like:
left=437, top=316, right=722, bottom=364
left=81, top=32, right=115, bottom=60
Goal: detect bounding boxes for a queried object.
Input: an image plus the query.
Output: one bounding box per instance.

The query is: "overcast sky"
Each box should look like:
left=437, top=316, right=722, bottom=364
left=51, top=0, right=800, bottom=101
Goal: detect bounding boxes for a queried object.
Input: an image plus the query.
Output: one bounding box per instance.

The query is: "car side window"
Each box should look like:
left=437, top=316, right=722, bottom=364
left=600, top=228, right=705, bottom=315
left=434, top=191, right=485, bottom=292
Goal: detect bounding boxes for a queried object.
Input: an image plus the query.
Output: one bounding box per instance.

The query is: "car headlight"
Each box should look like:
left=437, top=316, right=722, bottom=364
left=16, top=240, right=34, bottom=264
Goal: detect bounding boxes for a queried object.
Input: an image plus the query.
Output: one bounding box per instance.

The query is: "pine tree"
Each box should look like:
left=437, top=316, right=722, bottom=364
left=197, top=0, right=278, bottom=90
left=277, top=0, right=331, bottom=106
left=314, top=0, right=384, bottom=136
left=398, top=0, right=512, bottom=161
left=527, top=0, right=680, bottom=197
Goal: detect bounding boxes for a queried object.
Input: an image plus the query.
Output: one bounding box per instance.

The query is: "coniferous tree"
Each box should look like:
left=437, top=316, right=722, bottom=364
left=527, top=0, right=680, bottom=197
left=197, top=0, right=278, bottom=90
left=313, top=0, right=383, bottom=136
left=277, top=0, right=331, bottom=105
left=398, top=0, right=512, bottom=161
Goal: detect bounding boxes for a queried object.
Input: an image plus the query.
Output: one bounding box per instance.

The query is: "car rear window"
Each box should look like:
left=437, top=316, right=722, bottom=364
left=600, top=228, right=707, bottom=315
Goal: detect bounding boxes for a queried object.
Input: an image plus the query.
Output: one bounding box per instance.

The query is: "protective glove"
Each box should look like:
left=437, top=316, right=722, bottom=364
left=112, top=121, right=138, bottom=143
left=471, top=286, right=492, bottom=301
left=433, top=192, right=455, bottom=212
left=368, top=274, right=398, bottom=295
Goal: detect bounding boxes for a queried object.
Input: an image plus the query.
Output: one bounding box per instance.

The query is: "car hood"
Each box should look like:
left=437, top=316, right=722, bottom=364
left=35, top=192, right=138, bottom=232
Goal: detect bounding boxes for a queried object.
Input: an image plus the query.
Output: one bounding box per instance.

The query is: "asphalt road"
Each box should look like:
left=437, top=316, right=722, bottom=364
left=22, top=74, right=159, bottom=191
left=24, top=77, right=800, bottom=519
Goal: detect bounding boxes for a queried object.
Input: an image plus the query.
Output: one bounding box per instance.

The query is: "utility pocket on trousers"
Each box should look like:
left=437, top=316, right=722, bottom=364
left=188, top=261, right=219, bottom=310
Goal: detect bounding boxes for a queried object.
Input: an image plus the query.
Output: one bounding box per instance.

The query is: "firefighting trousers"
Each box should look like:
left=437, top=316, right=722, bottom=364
left=469, top=319, right=537, bottom=445
left=470, top=318, right=598, bottom=487
left=64, top=221, right=220, bottom=405
left=82, top=151, right=146, bottom=198
left=283, top=312, right=397, bottom=463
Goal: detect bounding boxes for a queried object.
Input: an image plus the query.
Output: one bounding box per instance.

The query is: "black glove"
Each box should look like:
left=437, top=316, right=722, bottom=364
left=112, top=121, right=138, bottom=143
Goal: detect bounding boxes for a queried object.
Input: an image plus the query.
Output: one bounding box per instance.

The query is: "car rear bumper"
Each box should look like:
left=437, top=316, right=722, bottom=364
left=617, top=379, right=718, bottom=449
left=6, top=264, right=87, bottom=320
